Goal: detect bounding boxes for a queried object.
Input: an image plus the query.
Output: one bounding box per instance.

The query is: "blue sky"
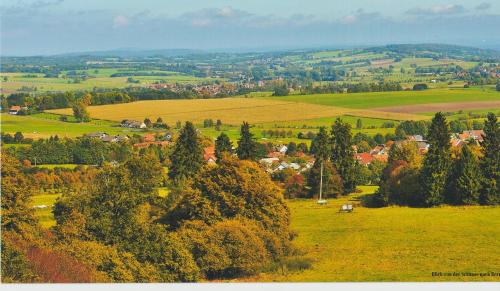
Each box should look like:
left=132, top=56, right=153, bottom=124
left=1, top=0, right=500, bottom=55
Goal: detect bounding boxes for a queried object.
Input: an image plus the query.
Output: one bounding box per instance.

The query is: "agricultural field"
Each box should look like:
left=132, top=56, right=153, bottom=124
left=0, top=71, right=221, bottom=94
left=48, top=97, right=408, bottom=125
left=250, top=187, right=500, bottom=282
left=1, top=112, right=125, bottom=139
left=265, top=88, right=500, bottom=110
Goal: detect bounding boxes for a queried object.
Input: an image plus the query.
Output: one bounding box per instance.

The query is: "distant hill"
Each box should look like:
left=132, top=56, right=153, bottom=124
left=56, top=48, right=204, bottom=58
left=365, top=44, right=500, bottom=61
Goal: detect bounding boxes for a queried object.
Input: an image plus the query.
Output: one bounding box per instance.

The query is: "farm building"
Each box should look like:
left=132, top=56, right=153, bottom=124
left=203, top=146, right=217, bottom=164
left=121, top=120, right=147, bottom=129
left=8, top=106, right=22, bottom=115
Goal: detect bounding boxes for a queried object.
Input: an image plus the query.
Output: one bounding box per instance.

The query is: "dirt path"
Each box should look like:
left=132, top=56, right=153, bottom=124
left=371, top=101, right=500, bottom=114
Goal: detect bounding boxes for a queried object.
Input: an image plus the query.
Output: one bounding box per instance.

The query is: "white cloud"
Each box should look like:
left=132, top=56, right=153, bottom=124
left=113, top=15, right=129, bottom=28
left=406, top=4, right=466, bottom=15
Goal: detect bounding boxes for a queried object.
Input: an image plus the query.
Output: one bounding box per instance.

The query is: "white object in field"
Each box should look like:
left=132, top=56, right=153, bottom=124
left=317, top=161, right=327, bottom=205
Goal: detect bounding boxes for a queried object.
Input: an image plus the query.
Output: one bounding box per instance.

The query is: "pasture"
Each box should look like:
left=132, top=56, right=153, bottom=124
left=30, top=194, right=61, bottom=228
left=0, top=71, right=221, bottom=94
left=266, top=88, right=500, bottom=110
left=252, top=187, right=500, bottom=282
left=1, top=113, right=125, bottom=139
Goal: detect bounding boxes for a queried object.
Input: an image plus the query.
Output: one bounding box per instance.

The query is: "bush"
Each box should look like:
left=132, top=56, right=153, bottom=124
left=413, top=83, right=428, bottom=91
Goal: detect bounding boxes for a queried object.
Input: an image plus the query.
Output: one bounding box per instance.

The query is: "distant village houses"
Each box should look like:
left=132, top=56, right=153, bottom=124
left=120, top=120, right=147, bottom=129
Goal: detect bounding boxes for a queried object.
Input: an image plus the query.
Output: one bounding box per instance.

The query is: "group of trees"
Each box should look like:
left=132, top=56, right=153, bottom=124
left=1, top=132, right=32, bottom=144
left=307, top=119, right=359, bottom=197
left=2, top=126, right=293, bottom=282
left=8, top=136, right=132, bottom=165
left=375, top=112, right=499, bottom=207
left=300, top=82, right=402, bottom=95
left=143, top=117, right=170, bottom=129
left=261, top=129, right=294, bottom=139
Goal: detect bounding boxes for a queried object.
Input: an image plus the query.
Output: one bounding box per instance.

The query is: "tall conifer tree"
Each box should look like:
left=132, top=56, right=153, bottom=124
left=168, top=121, right=204, bottom=182
left=310, top=127, right=331, bottom=161
left=215, top=132, right=233, bottom=161
left=331, top=118, right=357, bottom=194
left=452, top=144, right=481, bottom=205
left=480, top=113, right=499, bottom=205
left=420, top=112, right=451, bottom=206
left=236, top=122, right=257, bottom=160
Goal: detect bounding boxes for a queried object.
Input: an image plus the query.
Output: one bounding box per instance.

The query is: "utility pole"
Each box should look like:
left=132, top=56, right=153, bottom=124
left=318, top=160, right=327, bottom=205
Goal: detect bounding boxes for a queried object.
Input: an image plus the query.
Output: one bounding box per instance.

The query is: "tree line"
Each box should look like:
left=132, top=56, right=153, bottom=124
left=374, top=112, right=499, bottom=207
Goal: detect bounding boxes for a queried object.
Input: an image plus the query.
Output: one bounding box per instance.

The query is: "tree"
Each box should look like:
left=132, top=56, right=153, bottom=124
left=168, top=122, right=205, bottom=182
left=286, top=142, right=297, bottom=156
left=297, top=142, right=308, bottom=154
left=448, top=145, right=481, bottom=205
left=388, top=141, right=422, bottom=169
left=480, top=113, right=499, bottom=205
left=496, top=83, right=500, bottom=92
left=1, top=153, right=37, bottom=232
left=413, top=83, right=428, bottom=91
left=14, top=132, right=24, bottom=143
left=307, top=160, right=343, bottom=198
left=236, top=122, right=257, bottom=161
left=356, top=118, right=363, bottom=129
left=215, top=119, right=222, bottom=131
left=374, top=133, right=384, bottom=144
left=284, top=174, right=305, bottom=198
left=420, top=112, right=451, bottom=206
left=72, top=101, right=90, bottom=122
left=331, top=119, right=357, bottom=194
left=165, top=157, right=291, bottom=240
left=144, top=118, right=152, bottom=128
left=309, top=127, right=330, bottom=161
left=215, top=133, right=233, bottom=161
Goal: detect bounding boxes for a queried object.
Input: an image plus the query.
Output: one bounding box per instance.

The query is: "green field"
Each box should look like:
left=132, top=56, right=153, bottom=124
left=265, top=88, right=500, bottom=109
left=0, top=71, right=222, bottom=94
left=251, top=186, right=500, bottom=282
left=35, top=164, right=80, bottom=170
left=30, top=194, right=61, bottom=228
left=1, top=113, right=126, bottom=139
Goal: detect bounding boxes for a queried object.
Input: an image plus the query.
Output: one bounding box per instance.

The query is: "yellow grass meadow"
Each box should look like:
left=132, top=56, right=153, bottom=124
left=49, top=98, right=426, bottom=125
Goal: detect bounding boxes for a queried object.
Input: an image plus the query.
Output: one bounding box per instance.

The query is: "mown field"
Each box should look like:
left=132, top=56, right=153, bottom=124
left=48, top=95, right=428, bottom=126
left=251, top=186, right=500, bottom=282
left=266, top=88, right=500, bottom=110
left=0, top=71, right=222, bottom=94
left=1, top=113, right=126, bottom=139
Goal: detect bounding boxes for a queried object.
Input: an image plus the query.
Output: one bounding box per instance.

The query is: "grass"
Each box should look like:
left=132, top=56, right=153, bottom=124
left=30, top=194, right=61, bottom=228
left=0, top=71, right=222, bottom=93
left=264, top=88, right=500, bottom=109
left=1, top=113, right=127, bottom=139
left=35, top=164, right=80, bottom=170
left=251, top=186, right=500, bottom=282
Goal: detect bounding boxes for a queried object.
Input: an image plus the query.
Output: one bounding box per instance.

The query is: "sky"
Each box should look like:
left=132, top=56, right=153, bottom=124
left=1, top=0, right=500, bottom=56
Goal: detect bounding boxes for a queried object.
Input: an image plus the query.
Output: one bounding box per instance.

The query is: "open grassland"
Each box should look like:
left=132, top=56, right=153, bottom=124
left=0, top=72, right=221, bottom=93
left=252, top=186, right=500, bottom=282
left=265, top=88, right=500, bottom=110
left=373, top=101, right=500, bottom=114
left=48, top=97, right=425, bottom=126
left=30, top=194, right=61, bottom=228
left=1, top=113, right=125, bottom=139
